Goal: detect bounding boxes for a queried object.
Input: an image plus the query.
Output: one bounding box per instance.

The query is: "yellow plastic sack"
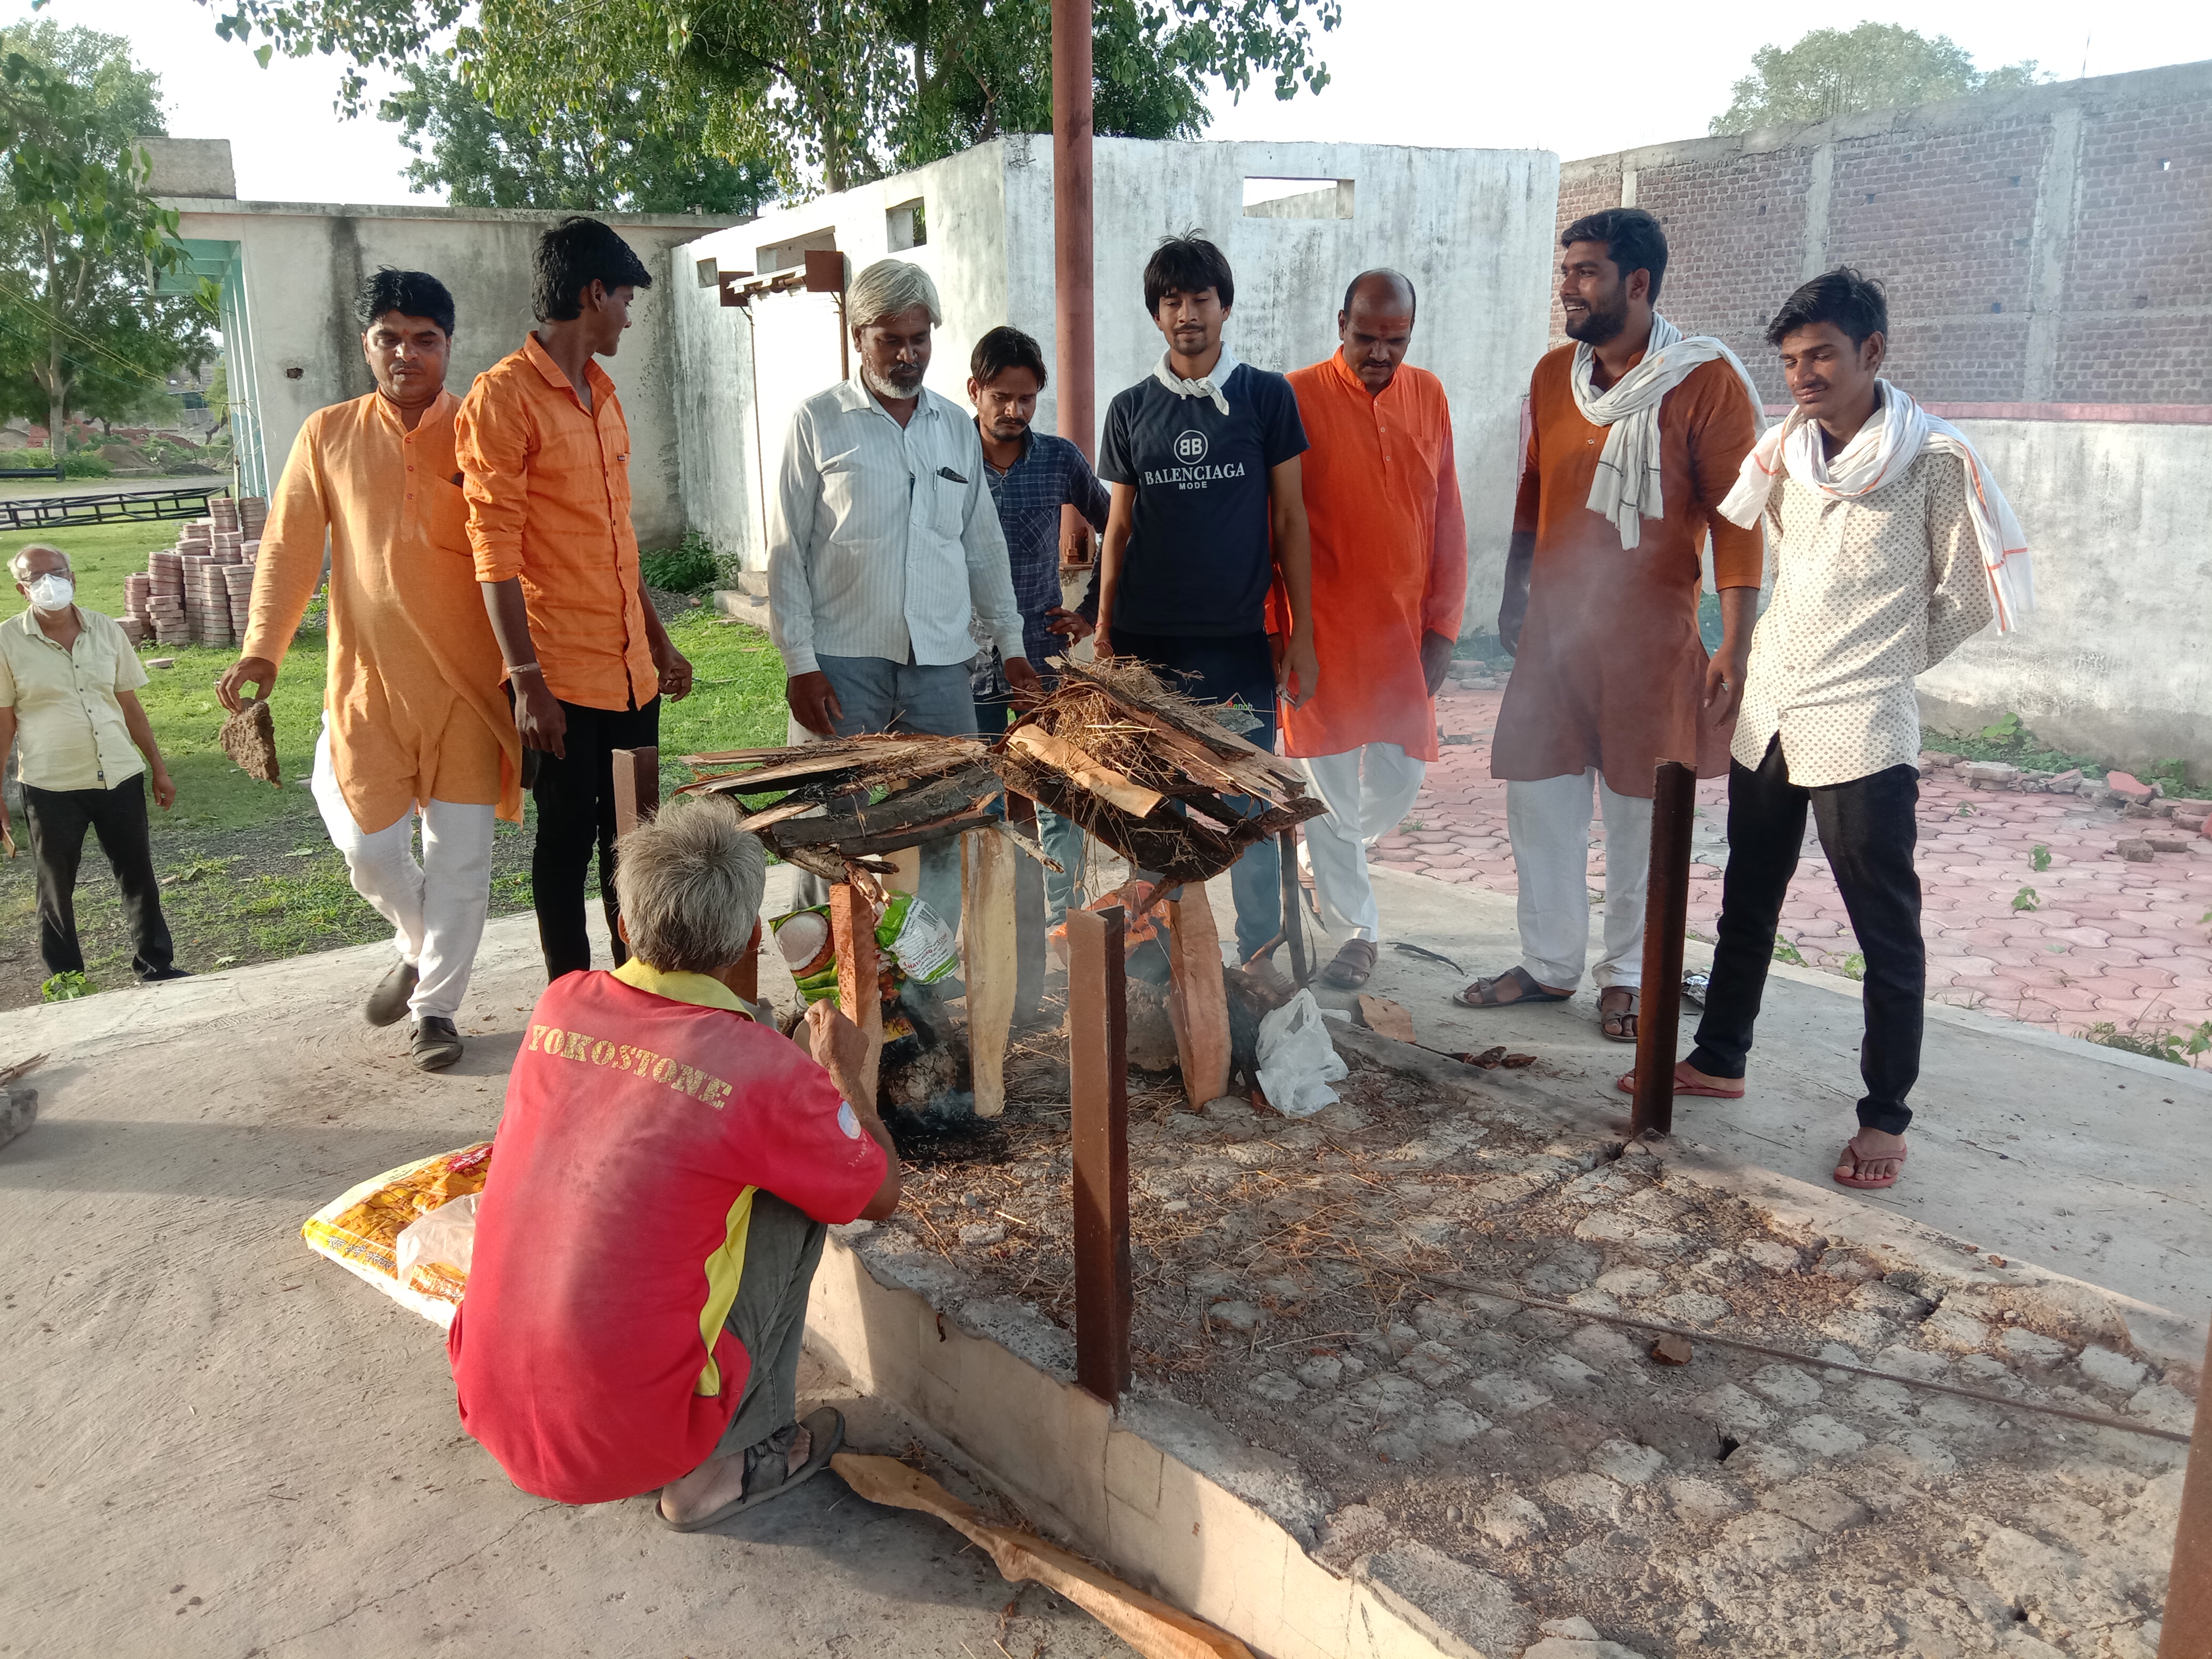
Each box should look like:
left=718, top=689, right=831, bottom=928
left=301, top=1142, right=492, bottom=1329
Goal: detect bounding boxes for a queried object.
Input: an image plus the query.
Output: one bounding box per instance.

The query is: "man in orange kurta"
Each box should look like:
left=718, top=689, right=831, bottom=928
left=1279, top=271, right=1466, bottom=989
left=1460, top=210, right=1762, bottom=1043
left=221, top=271, right=520, bottom=1071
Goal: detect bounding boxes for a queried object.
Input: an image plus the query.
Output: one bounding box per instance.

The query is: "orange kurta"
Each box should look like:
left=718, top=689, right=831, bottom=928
left=457, top=334, right=658, bottom=713
left=1275, top=354, right=1467, bottom=761
left=244, top=389, right=522, bottom=832
left=1490, top=347, right=1761, bottom=797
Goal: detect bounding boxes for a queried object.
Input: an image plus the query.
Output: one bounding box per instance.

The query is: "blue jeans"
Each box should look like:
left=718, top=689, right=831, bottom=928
left=1107, top=629, right=1282, bottom=962
left=808, top=655, right=978, bottom=929
left=974, top=689, right=1088, bottom=926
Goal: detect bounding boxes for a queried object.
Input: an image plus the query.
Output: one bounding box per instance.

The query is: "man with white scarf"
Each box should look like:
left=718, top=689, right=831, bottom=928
left=1640, top=266, right=2029, bottom=1193
left=1094, top=232, right=1316, bottom=982
left=1456, top=210, right=1763, bottom=1043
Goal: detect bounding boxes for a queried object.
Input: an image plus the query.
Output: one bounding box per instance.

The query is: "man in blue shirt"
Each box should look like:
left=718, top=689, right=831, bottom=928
left=1094, top=234, right=1317, bottom=979
left=965, top=325, right=1109, bottom=930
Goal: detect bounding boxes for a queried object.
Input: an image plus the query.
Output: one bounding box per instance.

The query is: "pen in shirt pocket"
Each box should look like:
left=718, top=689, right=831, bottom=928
left=937, top=466, right=968, bottom=485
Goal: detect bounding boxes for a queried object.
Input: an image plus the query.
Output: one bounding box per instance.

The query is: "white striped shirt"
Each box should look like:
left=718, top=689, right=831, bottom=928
left=766, top=377, right=1025, bottom=676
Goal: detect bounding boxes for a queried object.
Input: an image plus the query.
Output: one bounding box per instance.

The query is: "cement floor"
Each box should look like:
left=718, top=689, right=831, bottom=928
left=0, top=909, right=1132, bottom=1659
left=1268, top=861, right=2212, bottom=1336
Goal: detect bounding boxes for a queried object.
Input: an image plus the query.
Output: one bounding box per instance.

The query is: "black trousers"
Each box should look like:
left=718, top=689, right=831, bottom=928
left=1687, top=736, right=1925, bottom=1135
left=530, top=697, right=660, bottom=982
left=23, top=774, right=175, bottom=979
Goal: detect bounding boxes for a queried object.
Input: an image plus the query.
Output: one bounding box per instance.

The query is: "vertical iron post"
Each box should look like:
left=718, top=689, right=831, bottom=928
left=1629, top=760, right=1697, bottom=1138
left=1069, top=903, right=1130, bottom=1404
left=1052, top=0, right=1095, bottom=459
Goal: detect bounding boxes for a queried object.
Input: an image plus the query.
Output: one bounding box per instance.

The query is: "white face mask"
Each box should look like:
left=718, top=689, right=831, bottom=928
left=25, top=574, right=72, bottom=613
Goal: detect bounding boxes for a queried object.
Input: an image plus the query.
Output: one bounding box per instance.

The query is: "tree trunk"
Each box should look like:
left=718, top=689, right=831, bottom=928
left=44, top=244, right=66, bottom=460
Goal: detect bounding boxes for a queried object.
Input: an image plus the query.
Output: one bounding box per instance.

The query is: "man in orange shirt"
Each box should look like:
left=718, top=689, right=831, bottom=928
left=222, top=269, right=521, bottom=1069
left=1455, top=210, right=1762, bottom=1043
left=1280, top=271, right=1465, bottom=990
left=460, top=217, right=692, bottom=982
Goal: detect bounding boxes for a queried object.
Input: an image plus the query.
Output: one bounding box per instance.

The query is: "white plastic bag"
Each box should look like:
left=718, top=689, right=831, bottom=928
left=394, top=1191, right=481, bottom=1289
left=1255, top=989, right=1348, bottom=1118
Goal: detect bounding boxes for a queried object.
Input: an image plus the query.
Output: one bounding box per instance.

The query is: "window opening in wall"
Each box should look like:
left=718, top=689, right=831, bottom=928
left=1757, top=203, right=1767, bottom=215
left=757, top=227, right=836, bottom=274
left=886, top=197, right=926, bottom=252
left=1991, top=301, right=2004, bottom=314
left=1242, top=177, right=1354, bottom=219
left=2009, top=175, right=2021, bottom=186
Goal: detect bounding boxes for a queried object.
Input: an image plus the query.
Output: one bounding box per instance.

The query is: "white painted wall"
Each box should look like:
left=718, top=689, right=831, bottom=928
left=672, top=136, right=1560, bottom=634
left=1916, top=418, right=2212, bottom=776
left=169, top=199, right=739, bottom=547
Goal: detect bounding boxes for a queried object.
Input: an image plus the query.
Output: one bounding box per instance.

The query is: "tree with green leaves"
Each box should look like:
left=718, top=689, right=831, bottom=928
left=379, top=63, right=780, bottom=213
left=205, top=0, right=1339, bottom=198
left=1712, top=23, right=2046, bottom=135
left=0, top=21, right=211, bottom=458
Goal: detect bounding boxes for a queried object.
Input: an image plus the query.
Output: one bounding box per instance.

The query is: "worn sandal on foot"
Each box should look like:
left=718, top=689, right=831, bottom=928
left=1319, top=939, right=1378, bottom=989
left=1598, top=986, right=1640, bottom=1043
left=1833, top=1143, right=1907, bottom=1191
left=1614, top=1062, right=1746, bottom=1099
left=661, top=1406, right=845, bottom=1532
left=1450, top=965, right=1572, bottom=1010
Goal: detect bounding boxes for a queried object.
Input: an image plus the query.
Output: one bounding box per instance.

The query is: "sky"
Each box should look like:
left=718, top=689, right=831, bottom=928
left=10, top=0, right=2212, bottom=206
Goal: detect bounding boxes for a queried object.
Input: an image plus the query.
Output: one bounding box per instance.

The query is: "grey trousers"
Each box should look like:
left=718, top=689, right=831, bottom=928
left=792, top=653, right=979, bottom=930
left=711, top=1191, right=829, bottom=1460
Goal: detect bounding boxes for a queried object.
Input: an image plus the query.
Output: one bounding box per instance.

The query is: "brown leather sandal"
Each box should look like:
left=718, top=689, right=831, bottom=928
left=1319, top=939, right=1378, bottom=988
left=1598, top=986, right=1639, bottom=1043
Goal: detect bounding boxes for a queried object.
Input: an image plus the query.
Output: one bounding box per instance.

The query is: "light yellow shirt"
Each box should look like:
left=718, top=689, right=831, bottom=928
left=0, top=607, right=148, bottom=792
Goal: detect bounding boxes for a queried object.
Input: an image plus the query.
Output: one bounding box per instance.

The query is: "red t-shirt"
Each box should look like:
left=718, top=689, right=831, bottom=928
left=448, top=967, right=885, bottom=1503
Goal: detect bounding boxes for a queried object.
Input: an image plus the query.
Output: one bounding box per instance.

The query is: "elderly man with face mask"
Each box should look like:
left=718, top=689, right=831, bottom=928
left=221, top=267, right=520, bottom=1070
left=766, top=257, right=1032, bottom=927
left=0, top=542, right=186, bottom=986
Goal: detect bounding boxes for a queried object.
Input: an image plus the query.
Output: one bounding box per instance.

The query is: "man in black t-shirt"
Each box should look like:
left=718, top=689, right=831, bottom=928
left=1095, top=233, right=1317, bottom=979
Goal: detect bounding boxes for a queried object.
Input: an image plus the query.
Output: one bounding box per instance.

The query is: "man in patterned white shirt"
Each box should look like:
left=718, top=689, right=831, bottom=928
left=767, top=258, right=1038, bottom=926
left=1639, top=268, right=2005, bottom=1193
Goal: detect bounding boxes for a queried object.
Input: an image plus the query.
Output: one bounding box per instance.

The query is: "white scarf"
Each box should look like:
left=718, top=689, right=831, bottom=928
left=1718, top=380, right=2034, bottom=634
left=1571, top=313, right=1765, bottom=549
left=1154, top=346, right=1242, bottom=416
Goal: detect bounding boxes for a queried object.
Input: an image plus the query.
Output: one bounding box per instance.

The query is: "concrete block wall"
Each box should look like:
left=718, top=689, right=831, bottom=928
left=1553, top=60, right=2212, bottom=409
left=672, top=137, right=1560, bottom=633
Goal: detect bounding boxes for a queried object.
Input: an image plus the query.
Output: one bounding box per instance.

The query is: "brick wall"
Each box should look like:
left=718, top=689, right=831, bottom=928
left=1551, top=60, right=2212, bottom=407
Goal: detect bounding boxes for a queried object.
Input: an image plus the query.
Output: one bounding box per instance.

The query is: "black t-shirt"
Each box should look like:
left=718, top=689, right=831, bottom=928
left=1097, top=362, right=1309, bottom=636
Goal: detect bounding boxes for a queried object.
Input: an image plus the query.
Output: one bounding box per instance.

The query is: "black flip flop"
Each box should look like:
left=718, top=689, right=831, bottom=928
left=1450, top=965, right=1572, bottom=1010
left=660, top=1406, right=845, bottom=1532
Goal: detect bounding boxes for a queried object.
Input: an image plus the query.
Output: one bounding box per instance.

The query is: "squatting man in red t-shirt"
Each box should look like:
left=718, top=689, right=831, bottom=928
left=447, top=797, right=901, bottom=1530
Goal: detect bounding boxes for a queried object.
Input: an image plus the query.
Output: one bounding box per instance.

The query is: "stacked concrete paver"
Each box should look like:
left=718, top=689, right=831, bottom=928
left=120, top=497, right=265, bottom=650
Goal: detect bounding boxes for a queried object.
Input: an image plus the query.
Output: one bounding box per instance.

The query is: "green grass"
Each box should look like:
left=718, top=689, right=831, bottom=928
left=0, top=506, right=791, bottom=1002
left=1922, top=710, right=2106, bottom=780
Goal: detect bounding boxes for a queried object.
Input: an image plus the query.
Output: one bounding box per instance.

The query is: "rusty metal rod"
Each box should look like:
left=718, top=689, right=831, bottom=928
left=1630, top=759, right=1697, bottom=1137
left=1278, top=826, right=1308, bottom=987
left=1052, top=0, right=1095, bottom=460
left=1069, top=902, right=1130, bottom=1403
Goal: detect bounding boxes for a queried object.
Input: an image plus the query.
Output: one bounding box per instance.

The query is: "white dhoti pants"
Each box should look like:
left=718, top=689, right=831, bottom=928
left=1505, top=769, right=1652, bottom=990
left=311, top=727, right=496, bottom=1021
left=1296, top=744, right=1428, bottom=945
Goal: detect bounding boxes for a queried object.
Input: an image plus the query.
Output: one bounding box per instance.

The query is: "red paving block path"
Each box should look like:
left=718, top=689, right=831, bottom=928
left=1366, top=686, right=2212, bottom=1066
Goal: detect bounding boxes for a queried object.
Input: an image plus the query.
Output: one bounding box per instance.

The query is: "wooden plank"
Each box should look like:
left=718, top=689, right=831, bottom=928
left=829, top=882, right=882, bottom=1110
left=734, top=922, right=759, bottom=1006
left=961, top=829, right=1017, bottom=1118
left=1004, top=725, right=1165, bottom=816
left=1006, top=793, right=1046, bottom=1023
left=1067, top=905, right=1130, bottom=1405
left=1164, top=881, right=1230, bottom=1108
left=1278, top=826, right=1308, bottom=987
left=1630, top=760, right=1697, bottom=1139
left=610, top=746, right=660, bottom=837
left=829, top=1454, right=1252, bottom=1658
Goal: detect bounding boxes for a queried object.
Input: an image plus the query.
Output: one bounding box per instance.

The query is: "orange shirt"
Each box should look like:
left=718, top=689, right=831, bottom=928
left=1491, top=347, right=1762, bottom=793
left=457, top=334, right=658, bottom=712
left=244, top=389, right=522, bottom=830
left=1276, top=353, right=1467, bottom=761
